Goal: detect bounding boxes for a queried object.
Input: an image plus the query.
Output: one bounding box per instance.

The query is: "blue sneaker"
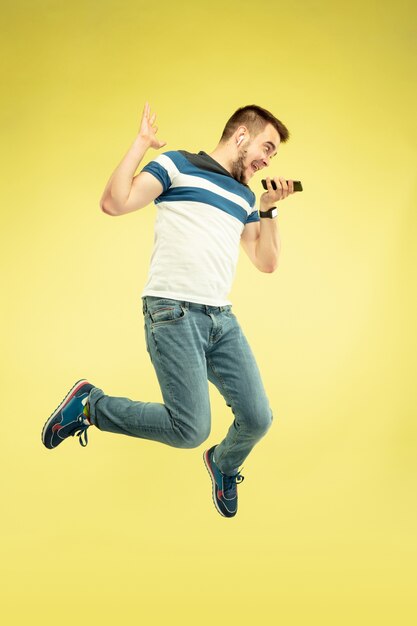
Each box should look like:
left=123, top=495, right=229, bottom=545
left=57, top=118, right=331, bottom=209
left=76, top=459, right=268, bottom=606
left=41, top=379, right=95, bottom=449
left=203, top=445, right=245, bottom=517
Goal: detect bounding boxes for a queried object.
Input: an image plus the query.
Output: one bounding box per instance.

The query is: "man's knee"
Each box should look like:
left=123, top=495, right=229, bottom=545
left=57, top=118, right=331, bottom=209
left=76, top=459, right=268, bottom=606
left=178, top=420, right=211, bottom=449
left=251, top=408, right=274, bottom=438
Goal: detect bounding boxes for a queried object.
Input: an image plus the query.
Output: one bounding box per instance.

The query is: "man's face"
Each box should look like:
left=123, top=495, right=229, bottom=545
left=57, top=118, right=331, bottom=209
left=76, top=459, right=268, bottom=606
left=230, top=123, right=281, bottom=185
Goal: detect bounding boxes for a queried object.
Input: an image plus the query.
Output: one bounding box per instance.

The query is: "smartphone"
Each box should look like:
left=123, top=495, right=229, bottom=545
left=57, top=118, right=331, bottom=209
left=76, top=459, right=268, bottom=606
left=262, top=179, right=303, bottom=192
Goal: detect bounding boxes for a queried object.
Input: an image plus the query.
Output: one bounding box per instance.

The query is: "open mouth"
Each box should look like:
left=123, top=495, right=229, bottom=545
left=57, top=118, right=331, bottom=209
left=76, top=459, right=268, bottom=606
left=251, top=162, right=259, bottom=173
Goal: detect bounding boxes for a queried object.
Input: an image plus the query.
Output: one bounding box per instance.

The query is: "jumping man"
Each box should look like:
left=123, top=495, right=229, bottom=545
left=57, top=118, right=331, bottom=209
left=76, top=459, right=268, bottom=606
left=41, top=102, right=295, bottom=518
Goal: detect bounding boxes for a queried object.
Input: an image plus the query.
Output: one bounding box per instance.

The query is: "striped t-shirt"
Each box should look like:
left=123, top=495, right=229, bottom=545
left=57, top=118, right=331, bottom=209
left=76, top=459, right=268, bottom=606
left=140, top=149, right=259, bottom=306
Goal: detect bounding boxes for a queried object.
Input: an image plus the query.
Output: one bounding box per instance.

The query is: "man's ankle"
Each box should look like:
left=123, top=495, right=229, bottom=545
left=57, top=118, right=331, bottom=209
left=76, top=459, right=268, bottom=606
left=83, top=401, right=92, bottom=425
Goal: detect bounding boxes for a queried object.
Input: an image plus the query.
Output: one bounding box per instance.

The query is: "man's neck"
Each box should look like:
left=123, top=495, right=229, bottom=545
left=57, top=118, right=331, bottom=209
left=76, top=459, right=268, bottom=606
left=206, top=148, right=233, bottom=175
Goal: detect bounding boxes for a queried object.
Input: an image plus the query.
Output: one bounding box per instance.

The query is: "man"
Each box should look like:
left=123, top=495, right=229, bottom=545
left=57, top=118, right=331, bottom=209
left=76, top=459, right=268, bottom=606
left=41, top=102, right=295, bottom=518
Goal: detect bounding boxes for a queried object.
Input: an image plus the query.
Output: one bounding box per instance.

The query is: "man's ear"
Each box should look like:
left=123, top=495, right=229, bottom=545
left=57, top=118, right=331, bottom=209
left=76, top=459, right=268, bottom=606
left=235, top=125, right=249, bottom=142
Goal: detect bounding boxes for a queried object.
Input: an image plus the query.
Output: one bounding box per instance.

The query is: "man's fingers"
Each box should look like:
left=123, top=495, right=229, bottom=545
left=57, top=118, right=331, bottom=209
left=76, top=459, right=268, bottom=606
left=141, top=102, right=149, bottom=125
left=278, top=177, right=289, bottom=199
left=266, top=176, right=295, bottom=200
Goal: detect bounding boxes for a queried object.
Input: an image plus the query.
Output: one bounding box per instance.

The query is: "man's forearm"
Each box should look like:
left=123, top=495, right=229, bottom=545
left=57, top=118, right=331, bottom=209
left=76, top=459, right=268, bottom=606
left=255, top=211, right=281, bottom=272
left=100, top=136, right=150, bottom=210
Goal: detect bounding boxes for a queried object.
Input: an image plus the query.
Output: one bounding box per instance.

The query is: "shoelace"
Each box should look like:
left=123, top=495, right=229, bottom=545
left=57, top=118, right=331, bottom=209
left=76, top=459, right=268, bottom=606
left=223, top=470, right=245, bottom=497
left=72, top=415, right=89, bottom=447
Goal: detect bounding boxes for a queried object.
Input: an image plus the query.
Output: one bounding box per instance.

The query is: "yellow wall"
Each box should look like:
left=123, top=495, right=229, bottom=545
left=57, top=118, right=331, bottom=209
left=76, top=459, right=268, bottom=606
left=1, top=0, right=416, bottom=624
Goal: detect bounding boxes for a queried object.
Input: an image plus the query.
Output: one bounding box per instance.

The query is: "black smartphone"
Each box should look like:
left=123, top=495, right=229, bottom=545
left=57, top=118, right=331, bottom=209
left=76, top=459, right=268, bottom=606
left=262, top=179, right=303, bottom=192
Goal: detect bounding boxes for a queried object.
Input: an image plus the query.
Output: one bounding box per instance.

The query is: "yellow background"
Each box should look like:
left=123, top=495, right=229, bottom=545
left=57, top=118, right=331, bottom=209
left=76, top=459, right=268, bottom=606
left=1, top=0, right=416, bottom=624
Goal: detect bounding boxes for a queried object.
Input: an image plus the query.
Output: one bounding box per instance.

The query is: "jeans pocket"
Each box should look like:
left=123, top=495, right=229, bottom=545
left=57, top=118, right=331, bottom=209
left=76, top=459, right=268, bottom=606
left=148, top=299, right=187, bottom=328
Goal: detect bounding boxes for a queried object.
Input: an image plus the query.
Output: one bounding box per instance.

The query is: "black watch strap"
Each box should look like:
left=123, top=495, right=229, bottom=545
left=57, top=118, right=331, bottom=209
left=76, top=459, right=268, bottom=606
left=259, top=207, right=278, bottom=218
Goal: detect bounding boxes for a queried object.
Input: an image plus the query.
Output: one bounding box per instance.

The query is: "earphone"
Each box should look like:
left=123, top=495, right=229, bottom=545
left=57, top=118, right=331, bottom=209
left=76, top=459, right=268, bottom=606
left=237, top=136, right=244, bottom=146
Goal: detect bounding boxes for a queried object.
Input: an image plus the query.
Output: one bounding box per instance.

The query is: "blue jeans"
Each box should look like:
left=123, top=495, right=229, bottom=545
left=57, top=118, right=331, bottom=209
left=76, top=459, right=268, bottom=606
left=88, top=296, right=274, bottom=475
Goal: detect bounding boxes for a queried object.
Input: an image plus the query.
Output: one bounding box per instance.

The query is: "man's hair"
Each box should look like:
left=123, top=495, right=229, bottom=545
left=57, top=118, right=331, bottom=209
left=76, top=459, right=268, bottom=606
left=219, top=104, right=290, bottom=145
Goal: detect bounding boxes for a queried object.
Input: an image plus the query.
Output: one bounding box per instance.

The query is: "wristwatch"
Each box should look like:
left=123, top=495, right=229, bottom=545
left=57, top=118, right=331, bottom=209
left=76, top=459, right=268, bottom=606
left=259, top=206, right=278, bottom=218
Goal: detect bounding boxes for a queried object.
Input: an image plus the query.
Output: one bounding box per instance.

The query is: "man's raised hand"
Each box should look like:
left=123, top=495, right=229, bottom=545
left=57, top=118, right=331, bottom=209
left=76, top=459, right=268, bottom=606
left=138, top=102, right=167, bottom=150
left=261, top=176, right=295, bottom=206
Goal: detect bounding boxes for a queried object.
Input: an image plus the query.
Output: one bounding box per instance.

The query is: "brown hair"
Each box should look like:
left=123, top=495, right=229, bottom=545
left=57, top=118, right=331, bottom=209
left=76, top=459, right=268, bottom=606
left=219, top=104, right=290, bottom=145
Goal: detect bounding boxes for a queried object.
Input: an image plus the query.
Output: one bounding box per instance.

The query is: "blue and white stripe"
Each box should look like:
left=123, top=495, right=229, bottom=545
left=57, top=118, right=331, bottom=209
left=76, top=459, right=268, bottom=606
left=140, top=150, right=259, bottom=306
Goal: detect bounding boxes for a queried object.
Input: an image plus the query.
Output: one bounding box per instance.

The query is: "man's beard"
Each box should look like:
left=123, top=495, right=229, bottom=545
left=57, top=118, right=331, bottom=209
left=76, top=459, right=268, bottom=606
left=230, top=146, right=249, bottom=184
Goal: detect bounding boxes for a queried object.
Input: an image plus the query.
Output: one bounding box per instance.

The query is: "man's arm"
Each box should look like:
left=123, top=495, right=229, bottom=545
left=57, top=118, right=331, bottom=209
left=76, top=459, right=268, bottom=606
left=240, top=220, right=280, bottom=273
left=240, top=175, right=294, bottom=271
left=99, top=102, right=166, bottom=216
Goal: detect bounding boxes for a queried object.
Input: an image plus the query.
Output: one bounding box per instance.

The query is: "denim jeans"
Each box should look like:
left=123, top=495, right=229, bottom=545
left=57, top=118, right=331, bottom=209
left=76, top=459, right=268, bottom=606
left=88, top=296, right=274, bottom=475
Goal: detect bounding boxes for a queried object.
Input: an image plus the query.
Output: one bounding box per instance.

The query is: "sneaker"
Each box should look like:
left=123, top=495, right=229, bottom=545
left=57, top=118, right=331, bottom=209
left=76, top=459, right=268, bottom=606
left=41, top=379, right=95, bottom=449
left=203, top=445, right=245, bottom=517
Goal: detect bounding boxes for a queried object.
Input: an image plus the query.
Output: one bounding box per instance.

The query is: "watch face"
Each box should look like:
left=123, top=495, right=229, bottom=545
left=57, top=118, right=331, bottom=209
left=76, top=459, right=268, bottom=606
left=271, top=208, right=278, bottom=218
